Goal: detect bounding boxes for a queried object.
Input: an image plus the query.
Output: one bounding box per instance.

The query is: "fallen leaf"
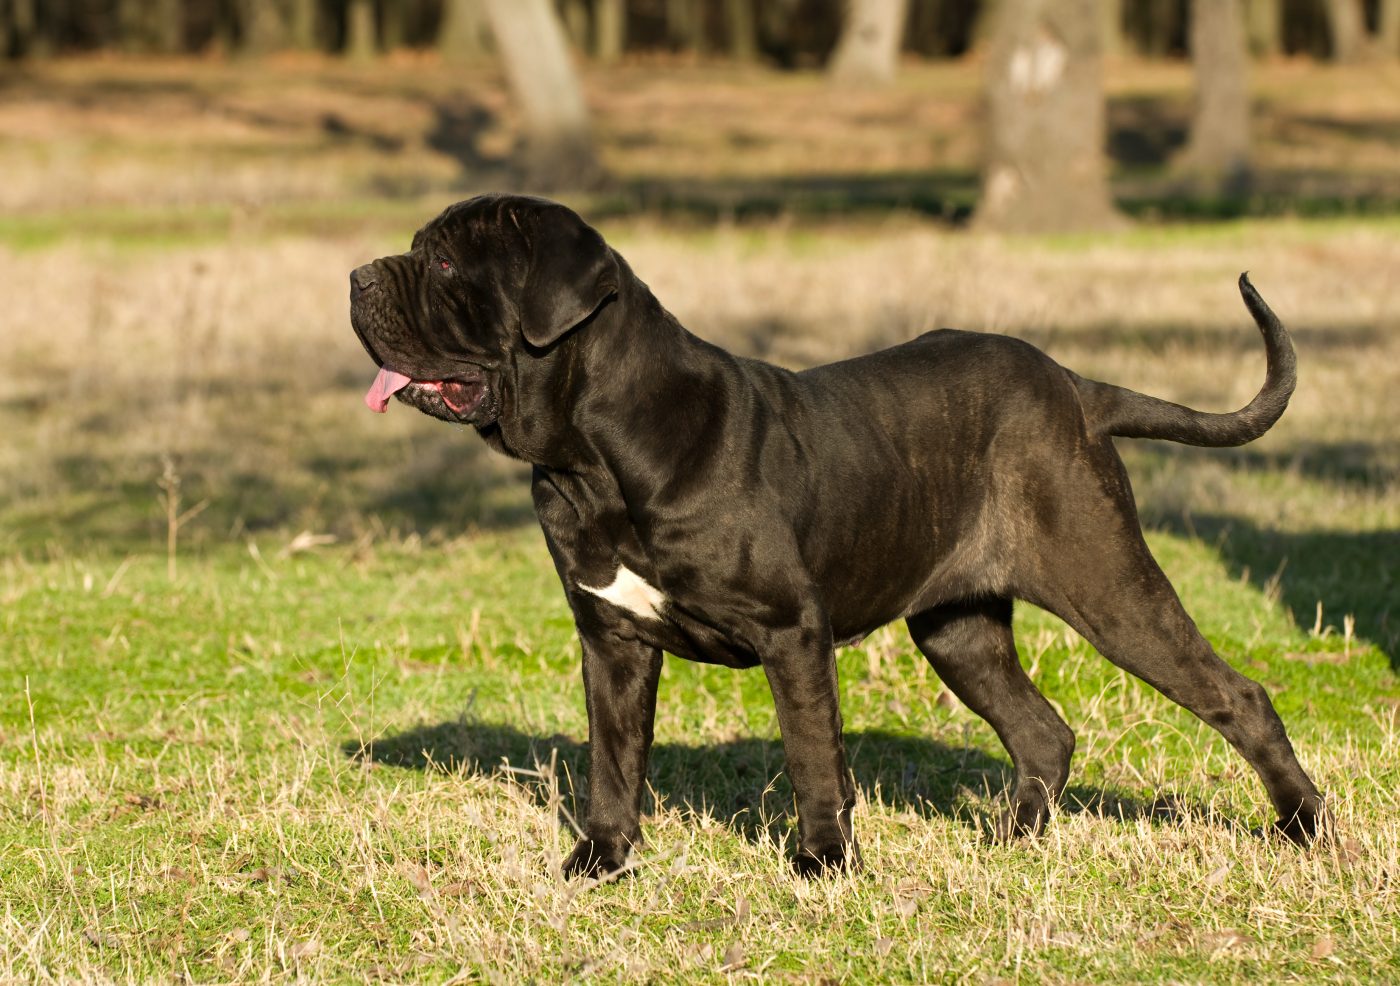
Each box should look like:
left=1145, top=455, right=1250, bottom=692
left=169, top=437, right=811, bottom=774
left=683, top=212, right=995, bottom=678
left=874, top=937, right=895, bottom=956
left=719, top=943, right=745, bottom=971
left=1311, top=935, right=1335, bottom=961
left=1203, top=863, right=1230, bottom=888
left=290, top=939, right=319, bottom=960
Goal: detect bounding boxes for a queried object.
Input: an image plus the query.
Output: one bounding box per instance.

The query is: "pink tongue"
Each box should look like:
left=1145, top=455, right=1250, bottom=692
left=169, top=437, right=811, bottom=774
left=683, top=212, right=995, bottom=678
left=365, top=367, right=413, bottom=413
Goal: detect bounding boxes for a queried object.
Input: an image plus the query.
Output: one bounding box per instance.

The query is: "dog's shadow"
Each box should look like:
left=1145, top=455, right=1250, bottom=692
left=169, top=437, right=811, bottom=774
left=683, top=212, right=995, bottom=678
left=344, top=718, right=1214, bottom=846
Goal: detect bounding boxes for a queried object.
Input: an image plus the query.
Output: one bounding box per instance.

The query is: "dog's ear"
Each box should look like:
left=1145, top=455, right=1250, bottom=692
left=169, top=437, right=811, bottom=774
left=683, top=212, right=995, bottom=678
left=520, top=205, right=619, bottom=349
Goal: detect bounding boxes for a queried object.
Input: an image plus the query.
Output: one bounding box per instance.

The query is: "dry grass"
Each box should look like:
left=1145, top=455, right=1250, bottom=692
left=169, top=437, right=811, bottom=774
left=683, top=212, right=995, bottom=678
left=2, top=55, right=1398, bottom=983
left=3, top=216, right=1396, bottom=537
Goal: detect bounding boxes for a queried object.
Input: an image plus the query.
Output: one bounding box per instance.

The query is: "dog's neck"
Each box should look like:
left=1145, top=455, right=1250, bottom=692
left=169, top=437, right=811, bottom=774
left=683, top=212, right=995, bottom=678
left=493, top=256, right=737, bottom=477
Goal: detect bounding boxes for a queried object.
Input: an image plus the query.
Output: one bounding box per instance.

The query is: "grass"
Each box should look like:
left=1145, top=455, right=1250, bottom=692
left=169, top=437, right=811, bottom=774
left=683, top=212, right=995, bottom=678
left=2, top=531, right=1396, bottom=981
left=2, top=55, right=1398, bottom=982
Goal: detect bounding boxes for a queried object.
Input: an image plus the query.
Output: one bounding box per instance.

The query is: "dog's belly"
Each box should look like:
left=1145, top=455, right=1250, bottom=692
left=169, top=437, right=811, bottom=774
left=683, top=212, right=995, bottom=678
left=636, top=610, right=763, bottom=669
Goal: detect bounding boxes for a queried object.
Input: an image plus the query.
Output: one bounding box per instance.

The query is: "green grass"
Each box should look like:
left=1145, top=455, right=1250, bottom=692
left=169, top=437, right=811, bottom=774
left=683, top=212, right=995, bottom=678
left=3, top=525, right=1396, bottom=982
left=3, top=54, right=1399, bottom=980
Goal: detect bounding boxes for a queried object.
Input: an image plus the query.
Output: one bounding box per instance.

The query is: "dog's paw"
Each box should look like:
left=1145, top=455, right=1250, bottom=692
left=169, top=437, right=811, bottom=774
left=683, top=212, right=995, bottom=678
left=562, top=838, right=630, bottom=880
left=792, top=841, right=862, bottom=879
left=1274, top=802, right=1330, bottom=847
left=990, top=801, right=1049, bottom=843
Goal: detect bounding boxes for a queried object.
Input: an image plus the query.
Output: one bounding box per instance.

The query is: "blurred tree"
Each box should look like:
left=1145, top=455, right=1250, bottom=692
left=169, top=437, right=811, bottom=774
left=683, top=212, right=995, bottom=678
left=382, top=0, right=407, bottom=49
left=440, top=0, right=491, bottom=61
left=289, top=0, right=319, bottom=48
left=1379, top=0, right=1400, bottom=58
left=594, top=0, right=626, bottom=62
left=155, top=0, right=184, bottom=53
left=829, top=0, right=909, bottom=83
left=725, top=0, right=758, bottom=60
left=238, top=0, right=291, bottom=54
left=666, top=0, right=707, bottom=54
left=1245, top=0, right=1281, bottom=56
left=976, top=0, right=1122, bottom=232
left=1323, top=0, right=1366, bottom=61
left=1101, top=0, right=1124, bottom=57
left=345, top=0, right=377, bottom=59
left=8, top=0, right=44, bottom=56
left=561, top=0, right=589, bottom=50
left=1178, top=0, right=1250, bottom=189
left=484, top=0, right=603, bottom=189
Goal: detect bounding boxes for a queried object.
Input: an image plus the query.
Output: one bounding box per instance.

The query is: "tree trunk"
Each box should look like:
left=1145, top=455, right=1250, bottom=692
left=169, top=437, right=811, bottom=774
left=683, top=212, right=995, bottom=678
left=666, top=0, right=706, bottom=54
left=239, top=0, right=288, bottom=55
left=828, top=0, right=909, bottom=85
left=484, top=0, right=603, bottom=190
left=594, top=0, right=626, bottom=63
left=1101, top=0, right=1124, bottom=58
left=1178, top=0, right=1250, bottom=188
left=118, top=0, right=147, bottom=51
left=381, top=0, right=406, bottom=51
left=1323, top=0, right=1367, bottom=63
left=1245, top=0, right=1281, bottom=58
left=561, top=0, right=589, bottom=51
left=725, top=0, right=758, bottom=61
left=156, top=0, right=184, bottom=52
left=345, top=0, right=377, bottom=60
left=1378, top=0, right=1400, bottom=59
left=11, top=0, right=42, bottom=57
left=289, top=0, right=318, bottom=49
left=440, top=0, right=491, bottom=62
left=976, top=0, right=1123, bottom=233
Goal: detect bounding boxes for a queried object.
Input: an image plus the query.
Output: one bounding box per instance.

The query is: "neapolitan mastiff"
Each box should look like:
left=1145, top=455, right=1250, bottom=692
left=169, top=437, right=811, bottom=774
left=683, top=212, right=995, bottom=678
left=350, top=194, right=1325, bottom=877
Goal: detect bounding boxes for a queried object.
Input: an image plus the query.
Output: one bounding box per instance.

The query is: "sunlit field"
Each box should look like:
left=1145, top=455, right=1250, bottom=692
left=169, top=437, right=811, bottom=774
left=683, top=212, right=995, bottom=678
left=1, top=56, right=1397, bottom=982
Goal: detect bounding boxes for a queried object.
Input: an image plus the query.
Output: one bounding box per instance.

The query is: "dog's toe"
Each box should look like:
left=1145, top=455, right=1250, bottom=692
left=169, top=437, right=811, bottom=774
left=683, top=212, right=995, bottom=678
left=792, top=841, right=862, bottom=879
left=562, top=838, right=630, bottom=879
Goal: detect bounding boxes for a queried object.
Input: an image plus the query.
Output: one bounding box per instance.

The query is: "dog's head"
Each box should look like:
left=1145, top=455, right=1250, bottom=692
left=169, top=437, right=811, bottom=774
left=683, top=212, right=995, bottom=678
left=349, top=194, right=619, bottom=427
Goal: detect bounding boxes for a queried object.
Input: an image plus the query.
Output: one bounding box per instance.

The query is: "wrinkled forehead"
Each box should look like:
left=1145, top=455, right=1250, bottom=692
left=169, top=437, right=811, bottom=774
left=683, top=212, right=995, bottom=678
left=409, top=196, right=529, bottom=254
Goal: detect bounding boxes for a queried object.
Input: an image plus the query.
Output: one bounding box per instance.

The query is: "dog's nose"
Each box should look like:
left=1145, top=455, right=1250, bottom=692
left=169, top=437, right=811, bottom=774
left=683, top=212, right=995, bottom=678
left=350, top=264, right=378, bottom=295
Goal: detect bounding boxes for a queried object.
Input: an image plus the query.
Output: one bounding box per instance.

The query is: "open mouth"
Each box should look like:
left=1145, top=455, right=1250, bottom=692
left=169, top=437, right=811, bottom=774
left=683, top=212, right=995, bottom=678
left=364, top=366, right=487, bottom=416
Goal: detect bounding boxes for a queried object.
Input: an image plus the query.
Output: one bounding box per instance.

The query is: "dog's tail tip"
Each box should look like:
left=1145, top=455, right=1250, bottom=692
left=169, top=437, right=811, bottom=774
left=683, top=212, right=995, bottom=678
left=1076, top=273, right=1295, bottom=448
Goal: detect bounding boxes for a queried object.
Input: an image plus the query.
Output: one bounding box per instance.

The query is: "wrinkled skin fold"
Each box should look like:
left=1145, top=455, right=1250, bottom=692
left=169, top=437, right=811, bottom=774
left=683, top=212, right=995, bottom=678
left=350, top=194, right=1327, bottom=878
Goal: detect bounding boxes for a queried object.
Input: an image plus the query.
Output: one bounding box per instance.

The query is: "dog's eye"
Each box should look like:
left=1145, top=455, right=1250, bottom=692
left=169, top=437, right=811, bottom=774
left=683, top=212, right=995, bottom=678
left=436, top=256, right=453, bottom=272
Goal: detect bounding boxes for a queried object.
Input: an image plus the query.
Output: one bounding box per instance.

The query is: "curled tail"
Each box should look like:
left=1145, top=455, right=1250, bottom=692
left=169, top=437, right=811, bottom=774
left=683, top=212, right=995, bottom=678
left=1073, top=273, right=1296, bottom=447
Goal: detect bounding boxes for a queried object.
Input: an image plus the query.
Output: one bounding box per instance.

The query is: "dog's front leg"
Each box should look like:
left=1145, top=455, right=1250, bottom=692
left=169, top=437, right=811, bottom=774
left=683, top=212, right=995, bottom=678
left=759, top=620, right=860, bottom=877
left=562, top=632, right=663, bottom=879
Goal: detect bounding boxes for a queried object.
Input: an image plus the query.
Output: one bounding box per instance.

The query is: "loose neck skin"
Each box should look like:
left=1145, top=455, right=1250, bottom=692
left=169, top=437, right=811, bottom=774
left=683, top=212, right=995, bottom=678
left=491, top=253, right=729, bottom=474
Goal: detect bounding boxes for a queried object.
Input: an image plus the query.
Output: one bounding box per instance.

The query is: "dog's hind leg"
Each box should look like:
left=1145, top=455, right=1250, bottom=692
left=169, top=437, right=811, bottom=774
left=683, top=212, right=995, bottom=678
left=1031, top=514, right=1326, bottom=844
left=907, top=598, right=1075, bottom=840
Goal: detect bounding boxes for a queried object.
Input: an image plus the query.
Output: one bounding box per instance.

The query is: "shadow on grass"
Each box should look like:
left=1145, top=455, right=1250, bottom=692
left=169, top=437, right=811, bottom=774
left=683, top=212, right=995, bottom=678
left=347, top=718, right=1216, bottom=849
left=1124, top=441, right=1399, bottom=667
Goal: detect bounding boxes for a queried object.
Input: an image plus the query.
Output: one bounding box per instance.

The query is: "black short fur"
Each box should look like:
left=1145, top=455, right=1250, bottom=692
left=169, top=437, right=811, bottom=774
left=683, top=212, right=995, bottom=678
left=350, top=195, right=1326, bottom=878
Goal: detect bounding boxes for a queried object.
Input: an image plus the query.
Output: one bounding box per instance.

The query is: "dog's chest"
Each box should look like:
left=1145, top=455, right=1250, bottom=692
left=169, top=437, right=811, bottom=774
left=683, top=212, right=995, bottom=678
left=578, top=564, right=666, bottom=621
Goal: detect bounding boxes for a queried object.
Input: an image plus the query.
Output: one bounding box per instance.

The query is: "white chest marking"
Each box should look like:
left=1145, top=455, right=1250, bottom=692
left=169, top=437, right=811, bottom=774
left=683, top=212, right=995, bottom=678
left=579, top=565, right=666, bottom=621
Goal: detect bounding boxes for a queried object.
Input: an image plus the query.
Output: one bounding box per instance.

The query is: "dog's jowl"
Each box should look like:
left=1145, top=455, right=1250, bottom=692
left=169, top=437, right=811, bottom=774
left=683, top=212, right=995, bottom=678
left=350, top=194, right=1326, bottom=878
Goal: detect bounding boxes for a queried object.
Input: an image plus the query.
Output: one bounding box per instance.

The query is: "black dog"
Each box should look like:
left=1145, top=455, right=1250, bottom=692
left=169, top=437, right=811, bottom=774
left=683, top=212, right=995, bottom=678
left=350, top=194, right=1325, bottom=877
